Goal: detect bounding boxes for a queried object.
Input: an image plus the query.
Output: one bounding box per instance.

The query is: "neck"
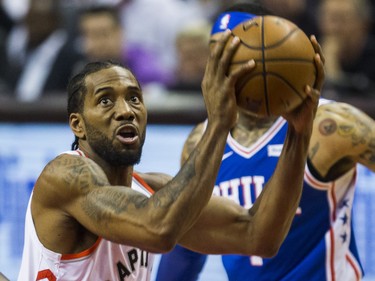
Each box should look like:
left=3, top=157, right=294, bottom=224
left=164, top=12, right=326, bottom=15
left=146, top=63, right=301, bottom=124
left=237, top=110, right=278, bottom=129
left=231, top=110, right=278, bottom=147
left=78, top=145, right=134, bottom=187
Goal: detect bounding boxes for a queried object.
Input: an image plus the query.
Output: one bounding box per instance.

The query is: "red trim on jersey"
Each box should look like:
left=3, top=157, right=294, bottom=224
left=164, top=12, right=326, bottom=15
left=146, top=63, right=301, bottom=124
left=330, top=182, right=337, bottom=222
left=304, top=170, right=330, bottom=190
left=328, top=182, right=337, bottom=281
left=75, top=149, right=84, bottom=157
left=346, top=254, right=361, bottom=281
left=329, top=227, right=336, bottom=281
left=61, top=237, right=102, bottom=260
left=133, top=172, right=155, bottom=194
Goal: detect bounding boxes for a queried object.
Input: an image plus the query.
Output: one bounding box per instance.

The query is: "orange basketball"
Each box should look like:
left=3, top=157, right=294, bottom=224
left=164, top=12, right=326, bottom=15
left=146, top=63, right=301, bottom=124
left=228, top=15, right=316, bottom=117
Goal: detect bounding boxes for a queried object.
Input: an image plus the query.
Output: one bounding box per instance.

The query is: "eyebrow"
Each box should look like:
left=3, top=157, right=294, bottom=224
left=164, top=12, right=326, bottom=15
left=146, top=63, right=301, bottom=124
left=94, top=85, right=141, bottom=96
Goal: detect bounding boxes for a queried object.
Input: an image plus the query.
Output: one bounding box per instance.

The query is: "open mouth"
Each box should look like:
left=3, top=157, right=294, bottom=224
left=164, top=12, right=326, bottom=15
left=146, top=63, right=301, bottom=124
left=116, top=125, right=138, bottom=144
left=119, top=130, right=136, bottom=138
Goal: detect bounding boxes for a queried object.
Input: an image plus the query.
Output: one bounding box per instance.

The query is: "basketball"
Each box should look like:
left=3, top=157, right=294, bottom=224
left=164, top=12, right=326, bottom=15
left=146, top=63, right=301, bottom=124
left=227, top=15, right=316, bottom=117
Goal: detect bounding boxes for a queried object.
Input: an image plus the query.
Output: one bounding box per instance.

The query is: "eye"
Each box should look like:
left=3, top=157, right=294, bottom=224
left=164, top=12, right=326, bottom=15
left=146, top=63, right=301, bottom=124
left=130, top=96, right=140, bottom=103
left=99, top=96, right=113, bottom=106
left=128, top=91, right=143, bottom=104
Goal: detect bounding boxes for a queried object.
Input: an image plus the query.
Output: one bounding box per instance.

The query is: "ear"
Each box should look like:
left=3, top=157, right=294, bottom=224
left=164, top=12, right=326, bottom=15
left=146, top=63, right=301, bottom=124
left=69, top=113, right=86, bottom=140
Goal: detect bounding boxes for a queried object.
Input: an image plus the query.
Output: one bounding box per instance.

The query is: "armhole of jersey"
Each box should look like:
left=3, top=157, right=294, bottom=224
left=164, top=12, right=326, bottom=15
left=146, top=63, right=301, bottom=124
left=304, top=163, right=357, bottom=191
left=132, top=172, right=155, bottom=195
left=56, top=154, right=154, bottom=260
left=61, top=237, right=102, bottom=260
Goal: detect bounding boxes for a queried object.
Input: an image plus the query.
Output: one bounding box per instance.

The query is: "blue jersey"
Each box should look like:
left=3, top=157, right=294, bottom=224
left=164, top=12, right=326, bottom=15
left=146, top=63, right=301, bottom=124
left=218, top=117, right=364, bottom=281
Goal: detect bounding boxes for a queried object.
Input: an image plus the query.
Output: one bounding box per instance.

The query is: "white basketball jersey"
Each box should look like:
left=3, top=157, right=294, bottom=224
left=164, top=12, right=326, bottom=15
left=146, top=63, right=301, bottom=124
left=18, top=151, right=155, bottom=281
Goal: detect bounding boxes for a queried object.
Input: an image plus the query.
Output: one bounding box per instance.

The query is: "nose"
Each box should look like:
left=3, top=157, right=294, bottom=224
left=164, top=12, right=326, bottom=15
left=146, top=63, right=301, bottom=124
left=114, top=99, right=135, bottom=121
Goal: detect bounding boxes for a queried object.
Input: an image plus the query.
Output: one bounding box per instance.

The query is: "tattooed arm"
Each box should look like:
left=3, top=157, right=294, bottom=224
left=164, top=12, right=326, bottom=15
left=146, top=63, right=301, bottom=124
left=31, top=31, right=258, bottom=255
left=308, top=102, right=375, bottom=180
left=32, top=133, right=236, bottom=255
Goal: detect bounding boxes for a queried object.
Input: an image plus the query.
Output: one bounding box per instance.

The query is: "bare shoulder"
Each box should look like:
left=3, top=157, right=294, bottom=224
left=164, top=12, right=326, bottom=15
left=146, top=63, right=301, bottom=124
left=317, top=102, right=374, bottom=125
left=314, top=102, right=375, bottom=143
left=33, top=153, right=109, bottom=207
left=181, top=122, right=205, bottom=165
left=309, top=101, right=375, bottom=176
left=135, top=172, right=172, bottom=192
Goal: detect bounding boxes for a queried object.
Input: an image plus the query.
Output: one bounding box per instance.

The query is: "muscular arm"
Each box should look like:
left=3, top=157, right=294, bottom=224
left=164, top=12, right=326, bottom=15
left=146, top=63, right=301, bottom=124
left=33, top=31, right=257, bottom=254
left=181, top=102, right=375, bottom=256
left=176, top=121, right=312, bottom=257
left=309, top=102, right=375, bottom=180
left=176, top=47, right=324, bottom=257
left=34, top=121, right=231, bottom=254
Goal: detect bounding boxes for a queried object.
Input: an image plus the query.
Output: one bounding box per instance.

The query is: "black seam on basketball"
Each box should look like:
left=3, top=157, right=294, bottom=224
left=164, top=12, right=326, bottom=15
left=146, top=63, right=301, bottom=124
left=266, top=73, right=305, bottom=99
left=235, top=28, right=300, bottom=50
left=236, top=73, right=262, bottom=92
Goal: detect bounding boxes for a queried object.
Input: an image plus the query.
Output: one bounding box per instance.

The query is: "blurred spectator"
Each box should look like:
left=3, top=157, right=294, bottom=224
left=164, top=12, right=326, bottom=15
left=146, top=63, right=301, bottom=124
left=317, top=0, right=375, bottom=98
left=0, top=2, right=14, bottom=94
left=2, top=0, right=83, bottom=101
left=260, top=0, right=319, bottom=36
left=0, top=2, right=13, bottom=36
left=184, top=0, right=228, bottom=21
left=76, top=5, right=172, bottom=87
left=1, top=0, right=29, bottom=21
left=118, top=0, right=213, bottom=77
left=167, top=20, right=211, bottom=93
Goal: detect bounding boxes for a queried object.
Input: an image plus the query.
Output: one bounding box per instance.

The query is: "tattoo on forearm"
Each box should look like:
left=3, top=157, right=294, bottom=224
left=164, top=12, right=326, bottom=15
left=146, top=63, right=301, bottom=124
left=161, top=150, right=197, bottom=201
left=81, top=148, right=197, bottom=224
left=83, top=188, right=148, bottom=224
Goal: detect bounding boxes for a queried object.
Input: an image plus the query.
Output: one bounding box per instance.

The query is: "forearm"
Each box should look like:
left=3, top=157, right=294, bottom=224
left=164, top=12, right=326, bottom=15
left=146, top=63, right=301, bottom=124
left=150, top=122, right=229, bottom=241
left=251, top=126, right=310, bottom=248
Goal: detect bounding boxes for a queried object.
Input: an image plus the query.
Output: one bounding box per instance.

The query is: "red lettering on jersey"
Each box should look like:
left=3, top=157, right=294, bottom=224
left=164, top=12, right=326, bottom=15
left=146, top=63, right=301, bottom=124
left=36, top=269, right=56, bottom=281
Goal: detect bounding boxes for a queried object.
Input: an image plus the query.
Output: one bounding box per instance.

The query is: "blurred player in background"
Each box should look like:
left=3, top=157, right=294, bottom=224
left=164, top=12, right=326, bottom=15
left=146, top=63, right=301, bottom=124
left=156, top=2, right=375, bottom=281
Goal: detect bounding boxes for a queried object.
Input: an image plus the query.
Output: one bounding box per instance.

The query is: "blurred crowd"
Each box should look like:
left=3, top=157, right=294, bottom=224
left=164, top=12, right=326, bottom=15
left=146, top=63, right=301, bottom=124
left=0, top=0, right=375, bottom=103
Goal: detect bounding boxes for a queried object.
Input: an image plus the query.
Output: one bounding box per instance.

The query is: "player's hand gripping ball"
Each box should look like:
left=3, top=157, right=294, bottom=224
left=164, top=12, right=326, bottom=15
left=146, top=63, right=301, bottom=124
left=228, top=15, right=316, bottom=117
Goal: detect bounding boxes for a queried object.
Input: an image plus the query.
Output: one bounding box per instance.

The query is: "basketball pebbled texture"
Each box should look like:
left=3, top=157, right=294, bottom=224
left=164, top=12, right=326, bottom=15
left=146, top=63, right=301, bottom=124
left=229, top=15, right=316, bottom=117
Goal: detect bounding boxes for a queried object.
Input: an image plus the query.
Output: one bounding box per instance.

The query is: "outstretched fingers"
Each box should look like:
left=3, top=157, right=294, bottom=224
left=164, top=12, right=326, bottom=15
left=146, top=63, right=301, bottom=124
left=313, top=54, right=325, bottom=92
left=310, top=35, right=325, bottom=91
left=207, top=30, right=256, bottom=86
left=310, top=35, right=325, bottom=65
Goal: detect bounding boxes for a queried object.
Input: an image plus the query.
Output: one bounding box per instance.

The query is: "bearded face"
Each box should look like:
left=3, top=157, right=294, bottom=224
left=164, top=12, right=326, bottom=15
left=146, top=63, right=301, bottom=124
left=84, top=118, right=146, bottom=167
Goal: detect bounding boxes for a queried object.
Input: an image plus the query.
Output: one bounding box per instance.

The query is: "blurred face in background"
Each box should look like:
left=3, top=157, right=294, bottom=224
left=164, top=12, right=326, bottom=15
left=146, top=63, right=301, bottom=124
left=175, top=34, right=209, bottom=84
left=175, top=23, right=211, bottom=84
left=79, top=12, right=123, bottom=61
left=25, top=0, right=60, bottom=48
left=319, top=0, right=370, bottom=42
left=261, top=0, right=306, bottom=18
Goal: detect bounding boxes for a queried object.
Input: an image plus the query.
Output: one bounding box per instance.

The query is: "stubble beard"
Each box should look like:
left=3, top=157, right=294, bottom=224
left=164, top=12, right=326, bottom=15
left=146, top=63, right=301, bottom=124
left=85, top=121, right=145, bottom=167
